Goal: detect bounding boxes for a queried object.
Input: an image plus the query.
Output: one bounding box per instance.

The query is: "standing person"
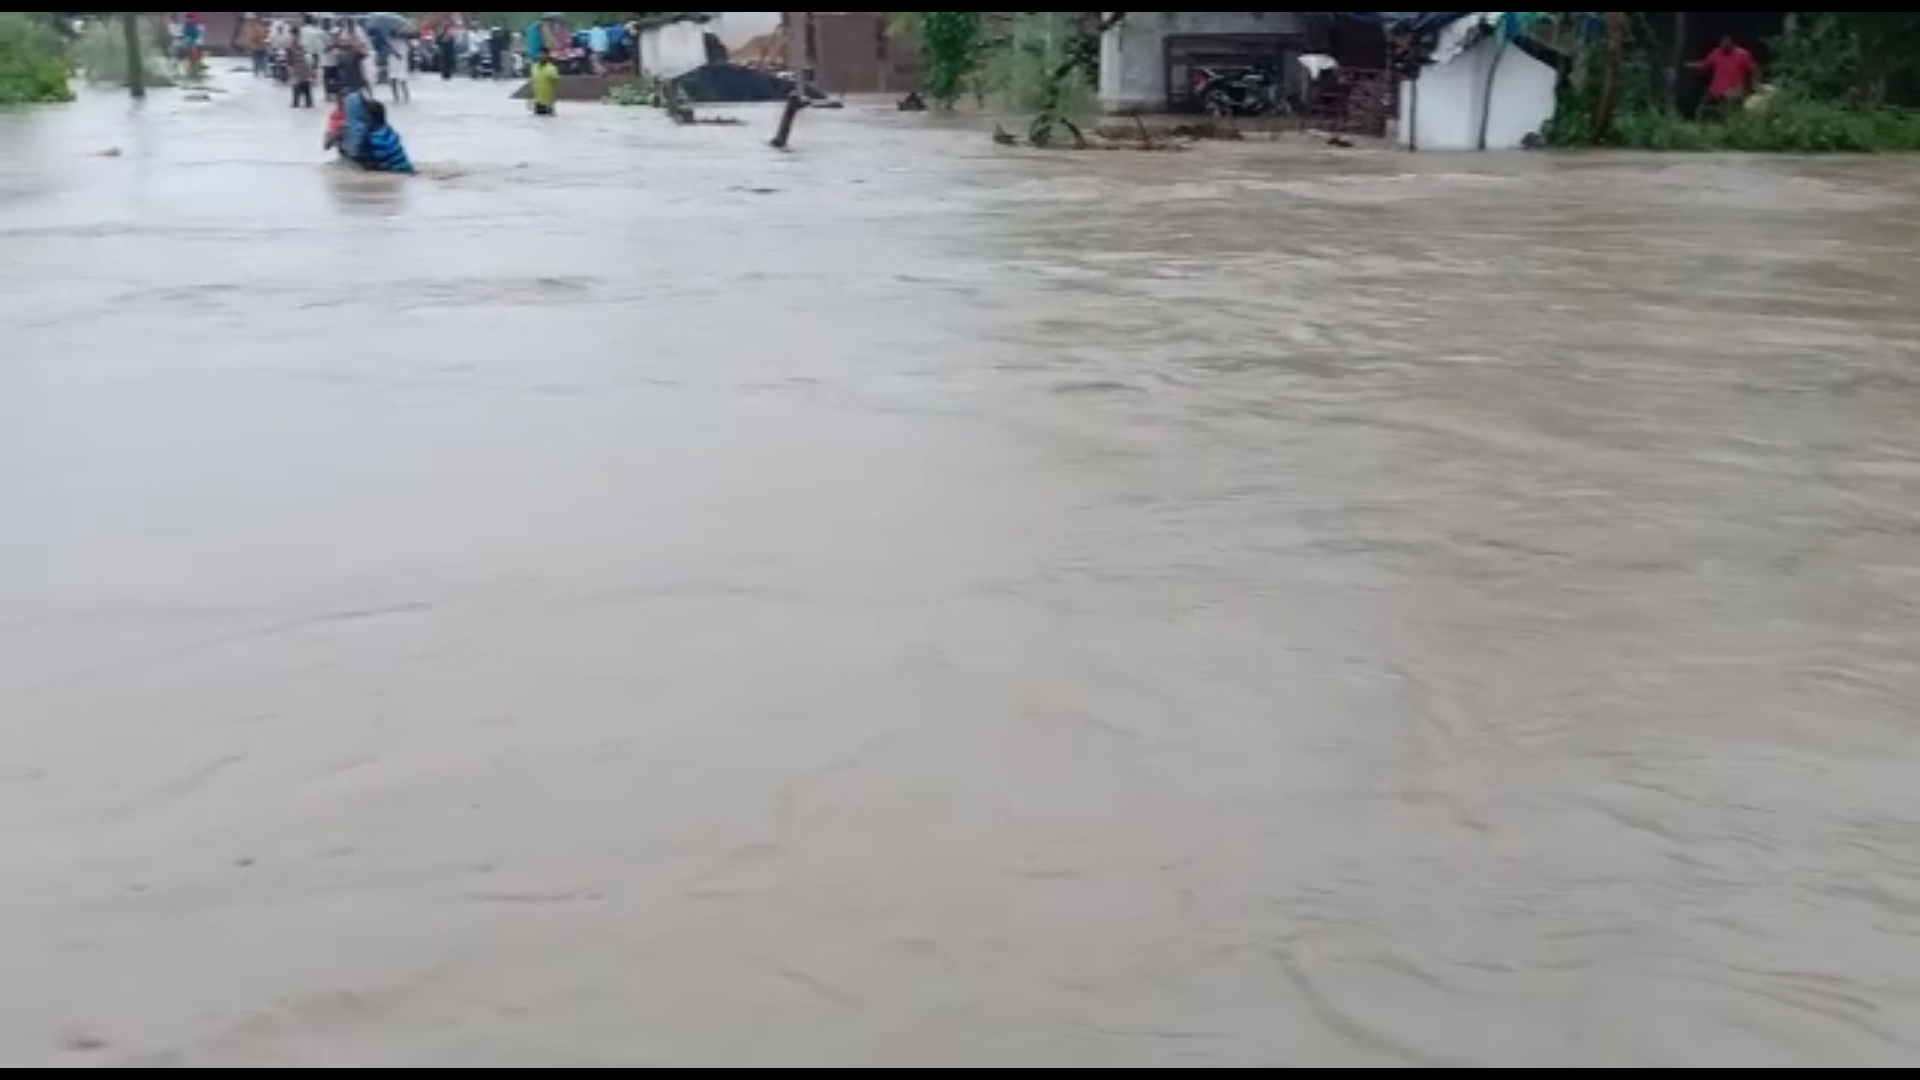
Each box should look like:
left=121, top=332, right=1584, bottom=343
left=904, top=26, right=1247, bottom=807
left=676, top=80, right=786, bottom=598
left=387, top=40, right=410, bottom=103
left=529, top=50, right=559, bottom=117
left=489, top=24, right=509, bottom=79
left=466, top=24, right=490, bottom=76
left=179, top=12, right=205, bottom=74
left=587, top=22, right=609, bottom=74
left=298, top=16, right=327, bottom=79
left=320, top=24, right=342, bottom=100
left=247, top=16, right=270, bottom=78
left=1691, top=36, right=1758, bottom=117
left=287, top=37, right=314, bottom=107
left=367, top=24, right=390, bottom=86
left=336, top=30, right=368, bottom=98
left=436, top=26, right=458, bottom=81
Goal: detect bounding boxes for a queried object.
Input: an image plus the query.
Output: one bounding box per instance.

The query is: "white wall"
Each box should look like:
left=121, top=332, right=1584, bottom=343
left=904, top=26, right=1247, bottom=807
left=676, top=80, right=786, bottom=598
left=640, top=21, right=709, bottom=79
left=1396, top=36, right=1557, bottom=150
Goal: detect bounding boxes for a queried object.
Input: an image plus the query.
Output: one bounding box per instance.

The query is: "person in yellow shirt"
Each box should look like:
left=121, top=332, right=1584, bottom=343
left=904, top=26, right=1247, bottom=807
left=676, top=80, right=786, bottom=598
left=530, top=51, right=559, bottom=116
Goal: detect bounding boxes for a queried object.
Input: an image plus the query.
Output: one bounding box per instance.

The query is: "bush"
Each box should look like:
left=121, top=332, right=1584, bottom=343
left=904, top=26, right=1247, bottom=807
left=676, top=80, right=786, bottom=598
left=0, top=12, right=74, bottom=104
left=1607, top=95, right=1920, bottom=153
left=605, top=79, right=657, bottom=106
left=71, top=18, right=176, bottom=89
left=981, top=12, right=1094, bottom=116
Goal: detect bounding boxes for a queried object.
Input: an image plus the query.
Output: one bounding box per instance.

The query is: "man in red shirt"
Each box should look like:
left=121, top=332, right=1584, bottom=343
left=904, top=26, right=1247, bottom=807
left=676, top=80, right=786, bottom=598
left=1693, top=36, right=1758, bottom=115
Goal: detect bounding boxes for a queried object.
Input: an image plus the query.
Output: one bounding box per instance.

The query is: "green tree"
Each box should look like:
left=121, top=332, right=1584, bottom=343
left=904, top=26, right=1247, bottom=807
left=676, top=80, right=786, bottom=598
left=905, top=12, right=984, bottom=108
left=1773, top=13, right=1920, bottom=104
left=0, top=12, right=74, bottom=104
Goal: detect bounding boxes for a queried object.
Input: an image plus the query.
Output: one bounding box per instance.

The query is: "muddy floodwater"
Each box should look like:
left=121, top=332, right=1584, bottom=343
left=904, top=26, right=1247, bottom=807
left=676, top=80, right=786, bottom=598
left=4, top=74, right=1920, bottom=1068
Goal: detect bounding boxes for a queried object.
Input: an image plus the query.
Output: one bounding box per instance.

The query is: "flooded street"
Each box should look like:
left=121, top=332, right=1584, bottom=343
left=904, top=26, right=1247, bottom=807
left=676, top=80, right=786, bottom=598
left=5, top=74, right=1920, bottom=1067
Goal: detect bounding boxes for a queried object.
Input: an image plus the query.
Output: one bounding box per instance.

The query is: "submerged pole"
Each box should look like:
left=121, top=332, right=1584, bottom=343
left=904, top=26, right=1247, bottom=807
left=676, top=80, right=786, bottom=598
left=770, top=10, right=817, bottom=149
left=122, top=13, right=146, bottom=99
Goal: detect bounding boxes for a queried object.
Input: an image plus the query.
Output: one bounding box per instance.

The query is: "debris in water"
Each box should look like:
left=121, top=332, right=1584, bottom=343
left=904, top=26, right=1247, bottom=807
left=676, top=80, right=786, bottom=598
left=59, top=1028, right=109, bottom=1053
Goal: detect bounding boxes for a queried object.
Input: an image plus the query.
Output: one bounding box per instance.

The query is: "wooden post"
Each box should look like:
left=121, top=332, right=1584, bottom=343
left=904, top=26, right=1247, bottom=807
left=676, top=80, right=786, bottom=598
left=770, top=11, right=816, bottom=149
left=1663, top=11, right=1688, bottom=110
left=770, top=94, right=807, bottom=148
left=122, top=13, right=146, bottom=99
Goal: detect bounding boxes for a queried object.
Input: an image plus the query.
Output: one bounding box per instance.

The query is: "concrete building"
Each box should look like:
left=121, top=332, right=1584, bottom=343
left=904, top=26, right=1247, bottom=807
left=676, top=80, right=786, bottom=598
left=1097, top=11, right=1314, bottom=114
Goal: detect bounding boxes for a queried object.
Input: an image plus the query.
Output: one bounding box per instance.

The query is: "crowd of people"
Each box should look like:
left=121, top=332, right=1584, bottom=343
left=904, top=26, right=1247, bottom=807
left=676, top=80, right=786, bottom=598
left=417, top=15, right=637, bottom=80
left=226, top=13, right=578, bottom=176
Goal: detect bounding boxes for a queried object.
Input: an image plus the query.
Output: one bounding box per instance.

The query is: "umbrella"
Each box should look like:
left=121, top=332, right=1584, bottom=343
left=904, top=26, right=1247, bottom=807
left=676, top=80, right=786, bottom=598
left=364, top=12, right=414, bottom=37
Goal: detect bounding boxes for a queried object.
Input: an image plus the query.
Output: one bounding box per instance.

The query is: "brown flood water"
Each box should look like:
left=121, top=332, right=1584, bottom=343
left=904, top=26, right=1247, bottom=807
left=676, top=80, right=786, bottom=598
left=4, top=74, right=1920, bottom=1068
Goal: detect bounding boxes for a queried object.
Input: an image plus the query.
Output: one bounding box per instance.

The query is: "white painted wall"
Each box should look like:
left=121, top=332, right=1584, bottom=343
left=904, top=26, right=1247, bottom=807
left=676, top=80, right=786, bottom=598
left=640, top=21, right=709, bottom=79
left=1396, top=36, right=1557, bottom=150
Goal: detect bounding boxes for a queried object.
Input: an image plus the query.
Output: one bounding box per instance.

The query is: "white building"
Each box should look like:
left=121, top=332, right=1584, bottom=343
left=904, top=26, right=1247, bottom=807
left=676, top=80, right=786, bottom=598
left=639, top=12, right=783, bottom=78
left=1396, top=13, right=1560, bottom=151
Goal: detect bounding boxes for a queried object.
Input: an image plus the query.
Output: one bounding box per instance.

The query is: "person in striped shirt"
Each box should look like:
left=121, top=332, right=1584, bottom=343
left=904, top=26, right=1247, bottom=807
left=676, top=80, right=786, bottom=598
left=357, top=99, right=416, bottom=175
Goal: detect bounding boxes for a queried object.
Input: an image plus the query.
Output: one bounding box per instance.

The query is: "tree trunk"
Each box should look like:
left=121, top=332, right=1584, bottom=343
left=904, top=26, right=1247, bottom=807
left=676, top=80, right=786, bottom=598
left=122, top=13, right=146, bottom=99
left=1664, top=11, right=1688, bottom=109
left=1591, top=11, right=1625, bottom=144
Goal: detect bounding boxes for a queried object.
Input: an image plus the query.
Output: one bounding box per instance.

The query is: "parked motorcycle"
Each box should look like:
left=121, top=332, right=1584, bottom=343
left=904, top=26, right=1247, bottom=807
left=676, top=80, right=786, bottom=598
left=1192, top=66, right=1287, bottom=117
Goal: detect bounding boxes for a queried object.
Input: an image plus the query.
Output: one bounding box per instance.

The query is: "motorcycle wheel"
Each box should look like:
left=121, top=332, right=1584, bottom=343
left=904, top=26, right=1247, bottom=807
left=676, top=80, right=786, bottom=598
left=1204, top=89, right=1235, bottom=118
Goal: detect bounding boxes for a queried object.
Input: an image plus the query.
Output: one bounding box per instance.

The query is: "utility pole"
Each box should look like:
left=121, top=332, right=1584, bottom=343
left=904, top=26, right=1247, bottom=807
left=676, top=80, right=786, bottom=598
left=122, top=12, right=146, bottom=99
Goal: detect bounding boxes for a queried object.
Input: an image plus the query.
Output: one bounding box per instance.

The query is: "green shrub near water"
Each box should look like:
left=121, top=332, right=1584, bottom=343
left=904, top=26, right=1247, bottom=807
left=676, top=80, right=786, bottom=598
left=981, top=12, right=1095, bottom=117
left=1610, top=95, right=1920, bottom=152
left=70, top=19, right=177, bottom=89
left=0, top=13, right=75, bottom=105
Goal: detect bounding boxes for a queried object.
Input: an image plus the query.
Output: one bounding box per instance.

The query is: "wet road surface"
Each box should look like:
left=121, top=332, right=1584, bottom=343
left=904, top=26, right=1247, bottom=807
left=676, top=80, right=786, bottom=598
left=5, top=75, right=1920, bottom=1067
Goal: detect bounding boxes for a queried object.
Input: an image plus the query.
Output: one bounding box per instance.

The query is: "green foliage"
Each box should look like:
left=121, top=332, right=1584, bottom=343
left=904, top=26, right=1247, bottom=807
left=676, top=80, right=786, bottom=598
left=912, top=12, right=983, bottom=108
left=1612, top=95, right=1920, bottom=152
left=1545, top=13, right=1920, bottom=152
left=70, top=18, right=175, bottom=88
left=1768, top=14, right=1861, bottom=103
left=981, top=12, right=1093, bottom=116
left=0, top=12, right=74, bottom=104
left=1770, top=13, right=1920, bottom=106
left=604, top=78, right=655, bottom=106
left=604, top=75, right=698, bottom=106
